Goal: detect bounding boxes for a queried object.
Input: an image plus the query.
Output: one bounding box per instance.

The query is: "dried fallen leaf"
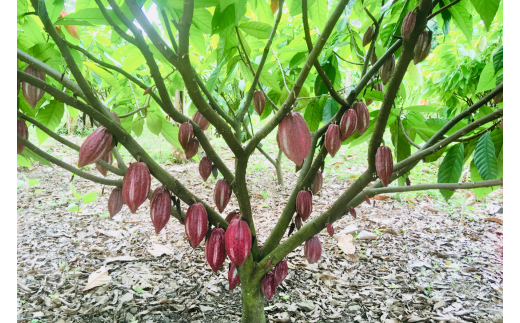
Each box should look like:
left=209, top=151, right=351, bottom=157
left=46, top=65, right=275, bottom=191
left=83, top=266, right=110, bottom=291
left=147, top=243, right=174, bottom=257
left=373, top=195, right=390, bottom=200
left=337, top=234, right=356, bottom=254
left=104, top=255, right=137, bottom=264
left=483, top=217, right=503, bottom=225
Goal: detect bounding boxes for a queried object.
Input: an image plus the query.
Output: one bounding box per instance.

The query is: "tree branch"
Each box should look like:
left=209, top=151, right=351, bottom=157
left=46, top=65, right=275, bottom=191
left=427, top=0, right=461, bottom=20
left=399, top=116, right=421, bottom=149
left=332, top=51, right=365, bottom=65
left=455, top=119, right=502, bottom=142
left=365, top=179, right=503, bottom=196
left=160, top=8, right=178, bottom=53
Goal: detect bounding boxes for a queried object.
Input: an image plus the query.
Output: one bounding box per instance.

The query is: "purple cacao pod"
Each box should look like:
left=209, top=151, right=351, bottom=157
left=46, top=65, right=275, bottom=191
left=311, top=170, right=323, bottom=195
left=401, top=11, right=416, bottom=40
left=296, top=190, right=312, bottom=222
left=326, top=223, right=334, bottom=237
left=304, top=235, right=322, bottom=264
left=228, top=262, right=241, bottom=290
left=353, top=102, right=370, bottom=135
left=295, top=215, right=303, bottom=230
left=184, top=137, right=199, bottom=160
left=370, top=52, right=377, bottom=65
left=253, top=90, right=265, bottom=116
left=95, top=151, right=113, bottom=177
left=274, top=259, right=288, bottom=285
left=192, top=111, right=210, bottom=131
left=205, top=227, right=227, bottom=272
left=350, top=207, right=357, bottom=219
left=340, top=109, right=357, bottom=141
left=22, top=65, right=46, bottom=108
left=277, top=112, right=312, bottom=166
left=325, top=124, right=342, bottom=158
left=108, top=187, right=124, bottom=218
left=185, top=203, right=208, bottom=248
left=414, top=30, right=432, bottom=65
left=376, top=145, right=393, bottom=187
left=362, top=26, right=375, bottom=47
left=199, top=157, right=212, bottom=182
left=77, top=126, right=115, bottom=167
left=261, top=271, right=277, bottom=300
left=214, top=179, right=232, bottom=213
left=379, top=53, right=395, bottom=85
left=122, top=162, right=151, bottom=213
left=225, top=218, right=252, bottom=266
left=178, top=122, right=193, bottom=150
left=150, top=186, right=171, bottom=234
left=17, top=120, right=29, bottom=154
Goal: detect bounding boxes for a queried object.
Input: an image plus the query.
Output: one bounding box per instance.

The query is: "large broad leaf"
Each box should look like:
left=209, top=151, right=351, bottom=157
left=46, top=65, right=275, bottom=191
left=21, top=149, right=53, bottom=167
left=390, top=119, right=412, bottom=186
left=239, top=21, right=272, bottom=39
left=493, top=46, right=503, bottom=75
left=309, top=0, right=328, bottom=32
left=211, top=3, right=236, bottom=35
left=254, top=0, right=274, bottom=24
left=470, top=155, right=502, bottom=198
left=122, top=50, right=146, bottom=73
left=476, top=62, right=498, bottom=93
left=322, top=98, right=340, bottom=124
left=160, top=119, right=182, bottom=150
left=437, top=143, right=464, bottom=201
left=146, top=110, right=163, bottom=136
left=473, top=132, right=498, bottom=181
left=35, top=100, right=65, bottom=145
left=404, top=105, right=438, bottom=113
left=192, top=8, right=213, bottom=34
left=304, top=97, right=325, bottom=132
left=314, top=55, right=338, bottom=96
left=448, top=0, right=472, bottom=43
left=84, top=61, right=121, bottom=91
left=469, top=0, right=500, bottom=29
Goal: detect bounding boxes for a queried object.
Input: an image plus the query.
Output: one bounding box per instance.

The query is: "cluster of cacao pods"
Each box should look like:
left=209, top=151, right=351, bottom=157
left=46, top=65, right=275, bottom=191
left=277, top=112, right=311, bottom=166
left=253, top=90, right=265, bottom=116
left=17, top=120, right=29, bottom=154
left=178, top=110, right=212, bottom=160
left=380, top=54, right=396, bottom=85
left=22, top=65, right=46, bottom=108
left=261, top=258, right=289, bottom=299
left=414, top=30, right=432, bottom=65
left=375, top=145, right=393, bottom=187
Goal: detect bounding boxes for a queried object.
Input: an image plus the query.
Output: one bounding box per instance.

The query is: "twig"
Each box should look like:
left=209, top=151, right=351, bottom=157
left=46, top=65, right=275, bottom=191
left=272, top=48, right=290, bottom=93
left=427, top=0, right=461, bottom=20
left=398, top=116, right=421, bottom=149
left=455, top=119, right=502, bottom=143
left=332, top=51, right=364, bottom=65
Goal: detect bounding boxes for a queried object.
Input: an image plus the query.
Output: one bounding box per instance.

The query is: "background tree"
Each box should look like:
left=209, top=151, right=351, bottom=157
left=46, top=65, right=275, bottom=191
left=17, top=0, right=503, bottom=321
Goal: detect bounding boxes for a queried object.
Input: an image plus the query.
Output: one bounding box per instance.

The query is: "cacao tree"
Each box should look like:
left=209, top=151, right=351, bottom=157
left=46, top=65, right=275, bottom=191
left=17, top=0, right=503, bottom=321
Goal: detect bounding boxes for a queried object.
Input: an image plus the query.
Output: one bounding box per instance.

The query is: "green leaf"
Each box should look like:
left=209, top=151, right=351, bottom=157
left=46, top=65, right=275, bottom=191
left=254, top=0, right=274, bottom=24
left=322, top=98, right=340, bottom=124
left=205, top=62, right=222, bottom=93
left=160, top=119, right=183, bottom=150
left=437, top=143, right=464, bottom=201
left=82, top=191, right=97, bottom=204
left=259, top=69, right=281, bottom=93
left=476, top=62, right=497, bottom=93
left=46, top=0, right=65, bottom=24
left=364, top=90, right=384, bottom=102
left=314, top=55, right=337, bottom=96
left=403, top=105, right=438, bottom=113
left=239, top=21, right=272, bottom=39
left=448, top=0, right=472, bottom=43
left=211, top=3, right=236, bottom=35
left=21, top=149, right=53, bottom=167
left=192, top=8, right=213, bottom=34
left=470, top=158, right=502, bottom=198
left=35, top=100, right=65, bottom=145
left=303, top=97, right=324, bottom=132
left=493, top=46, right=503, bottom=75
left=17, top=154, right=31, bottom=168
left=131, top=118, right=144, bottom=137
left=84, top=61, right=121, bottom=91
left=469, top=0, right=500, bottom=29
left=190, top=26, right=206, bottom=55
left=67, top=203, right=78, bottom=213
left=20, top=16, right=46, bottom=45
left=309, top=0, right=328, bottom=32
left=146, top=111, right=163, bottom=136
left=473, top=132, right=498, bottom=180
left=122, top=50, right=146, bottom=72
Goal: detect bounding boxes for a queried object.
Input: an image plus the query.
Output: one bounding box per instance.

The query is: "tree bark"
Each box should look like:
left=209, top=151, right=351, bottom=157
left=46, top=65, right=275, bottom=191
left=239, top=260, right=266, bottom=322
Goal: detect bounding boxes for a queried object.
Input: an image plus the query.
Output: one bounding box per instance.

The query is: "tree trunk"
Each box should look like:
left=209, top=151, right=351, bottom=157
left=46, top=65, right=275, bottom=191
left=275, top=148, right=284, bottom=186
left=239, top=260, right=266, bottom=322
left=171, top=89, right=187, bottom=162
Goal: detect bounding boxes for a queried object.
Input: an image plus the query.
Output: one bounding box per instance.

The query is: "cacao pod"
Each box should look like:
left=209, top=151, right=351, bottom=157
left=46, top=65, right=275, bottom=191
left=22, top=65, right=46, bottom=108
left=353, top=102, right=370, bottom=135
left=379, top=53, right=395, bottom=85
left=77, top=126, right=115, bottom=167
left=311, top=170, right=323, bottom=195
left=277, top=112, right=312, bottom=166
left=296, top=190, right=312, bottom=222
left=326, top=223, right=334, bottom=237
left=325, top=124, right=342, bottom=158
left=370, top=52, right=377, bottom=65
left=350, top=207, right=357, bottom=219
left=178, top=122, right=194, bottom=150
left=401, top=11, right=416, bottom=40
left=199, top=157, right=212, bottom=182
left=212, top=164, right=219, bottom=178
left=494, top=92, right=503, bottom=105
left=60, top=11, right=80, bottom=40
left=413, top=30, right=432, bottom=65
left=144, top=87, right=152, bottom=95
left=365, top=195, right=371, bottom=205
left=205, top=228, right=227, bottom=272
left=273, top=259, right=288, bottom=285
left=108, top=187, right=124, bottom=218
left=375, top=145, right=393, bottom=187
left=185, top=203, right=208, bottom=248
left=225, top=218, right=252, bottom=266
left=365, top=98, right=373, bottom=106
left=184, top=137, right=199, bottom=160
left=362, top=26, right=375, bottom=47
left=340, top=109, right=357, bottom=141
left=304, top=235, right=322, bottom=264
left=17, top=120, right=29, bottom=154
left=225, top=210, right=240, bottom=223
left=122, top=162, right=151, bottom=213
left=150, top=186, right=171, bottom=234
left=95, top=151, right=113, bottom=177
left=192, top=111, right=210, bottom=131
left=111, top=112, right=121, bottom=124
left=295, top=215, right=303, bottom=230
left=253, top=90, right=265, bottom=116
left=261, top=271, right=277, bottom=300
left=374, top=82, right=383, bottom=93
left=228, top=262, right=241, bottom=290
left=214, top=179, right=232, bottom=213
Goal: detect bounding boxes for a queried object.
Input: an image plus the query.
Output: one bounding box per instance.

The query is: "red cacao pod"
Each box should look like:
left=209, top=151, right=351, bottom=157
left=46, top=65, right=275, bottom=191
left=304, top=235, right=322, bottom=264
left=192, top=111, right=210, bottom=131
left=375, top=145, right=393, bottom=187
left=78, top=126, right=115, bottom=167
left=500, top=122, right=503, bottom=129
left=17, top=120, right=29, bottom=154
left=326, top=223, right=334, bottom=237
left=379, top=53, right=395, bottom=85
left=122, top=162, right=151, bottom=213
left=277, top=112, right=312, bottom=166
left=199, top=157, right=212, bottom=182
left=311, top=170, right=323, bottom=195
left=295, top=215, right=303, bottom=230
left=225, top=210, right=240, bottom=223
left=225, top=218, right=252, bottom=266
left=362, top=26, right=375, bottom=47
left=22, top=65, right=46, bottom=108
left=261, top=271, right=277, bottom=300
left=60, top=11, right=80, bottom=40
left=353, top=102, right=370, bottom=135
left=214, top=179, right=232, bottom=213
left=365, top=195, right=371, bottom=205
left=340, top=109, right=357, bottom=141
left=184, top=137, right=199, bottom=160
left=296, top=190, right=312, bottom=222
left=325, top=124, right=342, bottom=158
left=414, top=30, right=432, bottom=65
left=108, top=187, right=124, bottom=218
left=228, top=262, right=241, bottom=290
left=253, top=90, right=265, bottom=116
left=150, top=186, right=171, bottom=234
left=401, top=11, right=416, bottom=40
left=274, top=259, right=288, bottom=285
left=205, top=228, right=227, bottom=272
left=350, top=207, right=357, bottom=219
left=185, top=203, right=208, bottom=248
left=95, top=151, right=113, bottom=177
left=178, top=122, right=194, bottom=150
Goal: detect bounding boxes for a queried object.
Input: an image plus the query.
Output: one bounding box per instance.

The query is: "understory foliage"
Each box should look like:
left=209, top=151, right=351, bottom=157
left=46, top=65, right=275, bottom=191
left=17, top=0, right=503, bottom=321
